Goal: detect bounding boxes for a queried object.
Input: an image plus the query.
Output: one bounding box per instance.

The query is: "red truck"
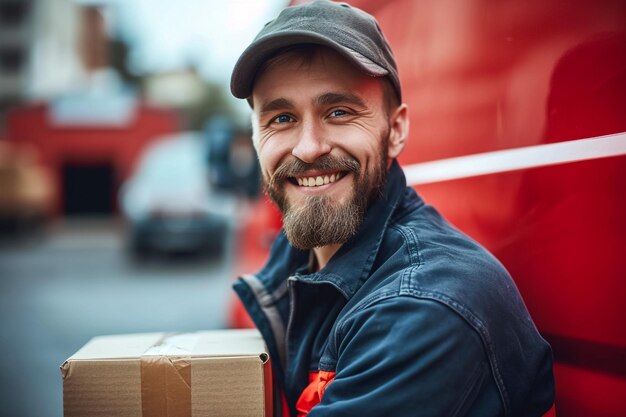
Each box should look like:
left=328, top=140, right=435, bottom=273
left=231, top=1, right=626, bottom=416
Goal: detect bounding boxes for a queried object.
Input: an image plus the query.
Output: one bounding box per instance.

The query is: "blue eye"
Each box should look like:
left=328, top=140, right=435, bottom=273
left=273, top=114, right=294, bottom=124
left=330, top=109, right=348, bottom=118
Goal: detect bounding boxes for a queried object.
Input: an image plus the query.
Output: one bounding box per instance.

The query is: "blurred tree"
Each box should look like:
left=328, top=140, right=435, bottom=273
left=187, top=80, right=237, bottom=131
left=141, top=66, right=237, bottom=131
left=109, top=38, right=141, bottom=88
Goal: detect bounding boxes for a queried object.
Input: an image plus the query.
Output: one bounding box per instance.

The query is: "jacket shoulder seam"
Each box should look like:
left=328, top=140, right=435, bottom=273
left=388, top=222, right=422, bottom=267
left=387, top=222, right=423, bottom=293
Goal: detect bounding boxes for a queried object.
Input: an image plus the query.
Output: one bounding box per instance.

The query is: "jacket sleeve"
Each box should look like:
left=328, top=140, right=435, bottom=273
left=308, top=296, right=501, bottom=417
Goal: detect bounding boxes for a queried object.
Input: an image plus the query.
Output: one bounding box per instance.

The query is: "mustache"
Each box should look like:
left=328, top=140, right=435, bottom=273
left=268, top=155, right=360, bottom=190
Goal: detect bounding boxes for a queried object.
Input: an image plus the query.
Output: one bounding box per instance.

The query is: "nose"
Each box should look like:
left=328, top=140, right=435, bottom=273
left=291, top=121, right=331, bottom=163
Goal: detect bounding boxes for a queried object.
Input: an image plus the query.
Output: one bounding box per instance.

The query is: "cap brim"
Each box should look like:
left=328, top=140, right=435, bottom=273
left=230, top=31, right=389, bottom=99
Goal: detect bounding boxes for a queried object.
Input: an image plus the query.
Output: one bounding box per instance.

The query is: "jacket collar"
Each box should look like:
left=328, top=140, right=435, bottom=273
left=255, top=159, right=407, bottom=299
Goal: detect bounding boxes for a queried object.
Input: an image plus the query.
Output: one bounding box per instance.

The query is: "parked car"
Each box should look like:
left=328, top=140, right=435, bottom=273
left=119, top=132, right=235, bottom=257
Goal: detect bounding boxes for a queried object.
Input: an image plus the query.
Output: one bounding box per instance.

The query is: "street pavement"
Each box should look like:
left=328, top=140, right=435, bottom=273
left=0, top=218, right=235, bottom=417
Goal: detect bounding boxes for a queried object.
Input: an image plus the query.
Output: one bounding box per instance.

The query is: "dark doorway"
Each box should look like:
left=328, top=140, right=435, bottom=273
left=62, top=162, right=116, bottom=216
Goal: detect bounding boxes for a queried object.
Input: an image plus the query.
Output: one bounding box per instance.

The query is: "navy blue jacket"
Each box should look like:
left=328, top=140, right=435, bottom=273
left=233, top=160, right=555, bottom=416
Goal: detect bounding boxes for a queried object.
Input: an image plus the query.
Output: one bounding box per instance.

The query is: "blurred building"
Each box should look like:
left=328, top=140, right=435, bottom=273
left=0, top=0, right=84, bottom=105
left=3, top=2, right=180, bottom=218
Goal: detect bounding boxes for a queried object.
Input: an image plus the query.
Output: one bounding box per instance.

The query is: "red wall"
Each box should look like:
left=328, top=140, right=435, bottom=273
left=6, top=103, right=179, bottom=216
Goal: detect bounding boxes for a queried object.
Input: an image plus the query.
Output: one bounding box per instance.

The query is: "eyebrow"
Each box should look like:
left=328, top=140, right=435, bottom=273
left=315, top=92, right=366, bottom=108
left=258, top=91, right=367, bottom=115
left=259, top=98, right=295, bottom=114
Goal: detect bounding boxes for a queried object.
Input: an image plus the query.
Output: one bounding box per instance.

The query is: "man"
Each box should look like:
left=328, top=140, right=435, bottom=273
left=230, top=1, right=555, bottom=416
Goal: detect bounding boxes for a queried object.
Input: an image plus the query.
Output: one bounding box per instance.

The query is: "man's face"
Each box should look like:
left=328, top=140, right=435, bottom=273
left=252, top=48, right=393, bottom=249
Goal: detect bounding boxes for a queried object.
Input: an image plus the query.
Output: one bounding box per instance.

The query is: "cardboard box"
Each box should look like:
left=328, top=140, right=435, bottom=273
left=61, top=329, right=272, bottom=417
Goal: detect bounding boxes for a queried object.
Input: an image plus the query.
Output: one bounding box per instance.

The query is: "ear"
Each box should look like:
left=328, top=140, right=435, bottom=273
left=387, top=103, right=409, bottom=159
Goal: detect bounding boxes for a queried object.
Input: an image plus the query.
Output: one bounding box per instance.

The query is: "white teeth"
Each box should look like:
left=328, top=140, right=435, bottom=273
left=297, top=173, right=343, bottom=187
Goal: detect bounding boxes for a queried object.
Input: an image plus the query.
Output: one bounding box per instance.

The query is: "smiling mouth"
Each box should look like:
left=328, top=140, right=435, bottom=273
left=289, top=172, right=348, bottom=187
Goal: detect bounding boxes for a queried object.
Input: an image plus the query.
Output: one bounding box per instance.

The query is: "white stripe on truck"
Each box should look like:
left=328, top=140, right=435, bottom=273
left=404, top=131, right=626, bottom=185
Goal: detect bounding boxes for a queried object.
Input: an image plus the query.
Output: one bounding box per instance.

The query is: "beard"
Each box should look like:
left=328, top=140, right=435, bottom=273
left=265, top=132, right=389, bottom=250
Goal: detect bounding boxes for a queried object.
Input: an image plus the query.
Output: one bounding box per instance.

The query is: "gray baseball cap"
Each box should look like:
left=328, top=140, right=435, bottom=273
left=230, top=0, right=401, bottom=102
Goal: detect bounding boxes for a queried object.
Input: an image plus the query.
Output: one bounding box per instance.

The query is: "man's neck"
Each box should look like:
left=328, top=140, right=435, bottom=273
left=312, top=243, right=343, bottom=271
